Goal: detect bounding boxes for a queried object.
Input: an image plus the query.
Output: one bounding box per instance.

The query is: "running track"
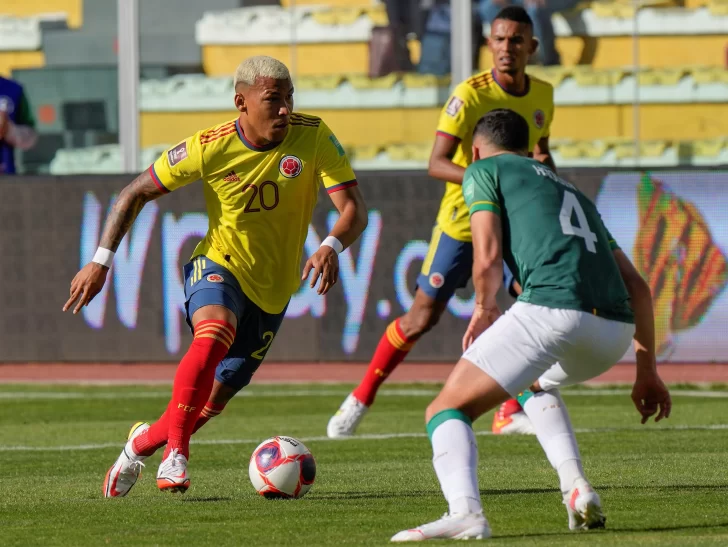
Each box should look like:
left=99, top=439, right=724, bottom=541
left=0, top=363, right=726, bottom=384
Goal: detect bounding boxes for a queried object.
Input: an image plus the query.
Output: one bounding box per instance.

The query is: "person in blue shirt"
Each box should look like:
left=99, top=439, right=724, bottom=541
left=0, top=76, right=38, bottom=175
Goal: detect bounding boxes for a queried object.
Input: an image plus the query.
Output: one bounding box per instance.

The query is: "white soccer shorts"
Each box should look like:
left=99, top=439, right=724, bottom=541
left=461, top=302, right=635, bottom=396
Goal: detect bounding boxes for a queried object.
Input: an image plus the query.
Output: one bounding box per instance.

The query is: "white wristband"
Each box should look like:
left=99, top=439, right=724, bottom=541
left=321, top=236, right=344, bottom=254
left=92, top=247, right=115, bottom=268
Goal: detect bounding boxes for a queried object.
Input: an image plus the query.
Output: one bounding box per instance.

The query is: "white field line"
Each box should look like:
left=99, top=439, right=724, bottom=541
left=2, top=424, right=728, bottom=453
left=2, top=388, right=728, bottom=400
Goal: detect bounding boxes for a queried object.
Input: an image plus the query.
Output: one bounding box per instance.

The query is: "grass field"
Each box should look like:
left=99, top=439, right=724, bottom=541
left=2, top=383, right=728, bottom=546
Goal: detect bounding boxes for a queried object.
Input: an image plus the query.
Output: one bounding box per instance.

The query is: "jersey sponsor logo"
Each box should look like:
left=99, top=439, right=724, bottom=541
left=533, top=109, right=545, bottom=129
left=429, top=272, right=445, bottom=288
left=279, top=155, right=303, bottom=178
left=206, top=273, right=224, bottom=283
left=329, top=134, right=346, bottom=157
left=0, top=96, right=15, bottom=115
left=223, top=171, right=240, bottom=182
left=445, top=96, right=464, bottom=117
left=167, top=142, right=188, bottom=167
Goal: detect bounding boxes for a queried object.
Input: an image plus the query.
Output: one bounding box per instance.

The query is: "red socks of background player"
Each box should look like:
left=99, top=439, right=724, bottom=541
left=352, top=318, right=416, bottom=406
left=132, top=320, right=234, bottom=460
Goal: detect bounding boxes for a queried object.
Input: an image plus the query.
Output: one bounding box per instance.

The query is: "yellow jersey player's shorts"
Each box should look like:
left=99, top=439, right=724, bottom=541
left=182, top=256, right=286, bottom=392
left=418, top=225, right=517, bottom=301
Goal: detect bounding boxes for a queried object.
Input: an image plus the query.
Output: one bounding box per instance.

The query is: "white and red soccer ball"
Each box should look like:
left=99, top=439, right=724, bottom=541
left=249, top=436, right=316, bottom=499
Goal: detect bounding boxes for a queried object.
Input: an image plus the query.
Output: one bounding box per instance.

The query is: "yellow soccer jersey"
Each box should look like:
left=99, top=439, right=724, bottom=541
left=435, top=69, right=554, bottom=242
left=149, top=114, right=357, bottom=314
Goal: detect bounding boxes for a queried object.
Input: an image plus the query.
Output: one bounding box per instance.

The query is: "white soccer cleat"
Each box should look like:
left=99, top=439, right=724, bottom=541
left=565, top=480, right=606, bottom=530
left=391, top=512, right=491, bottom=542
left=327, top=393, right=369, bottom=438
left=156, top=448, right=191, bottom=493
left=102, top=421, right=150, bottom=498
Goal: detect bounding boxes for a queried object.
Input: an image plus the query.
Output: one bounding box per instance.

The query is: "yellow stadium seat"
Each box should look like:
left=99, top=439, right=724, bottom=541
left=310, top=6, right=387, bottom=26
left=365, top=6, right=389, bottom=26
left=347, top=73, right=398, bottom=90
left=557, top=142, right=586, bottom=159
left=582, top=141, right=611, bottom=159
left=280, top=0, right=373, bottom=6
left=407, top=143, right=432, bottom=162
left=613, top=140, right=669, bottom=159
left=692, top=139, right=727, bottom=157
left=590, top=2, right=636, bottom=18
left=351, top=145, right=381, bottom=161
left=386, top=145, right=408, bottom=161
left=691, top=67, right=728, bottom=84
left=709, top=0, right=728, bottom=15
left=296, top=75, right=343, bottom=90
left=572, top=68, right=626, bottom=87
left=2, top=0, right=82, bottom=28
left=334, top=8, right=365, bottom=26
left=528, top=66, right=572, bottom=87
left=0, top=51, right=45, bottom=78
left=637, top=68, right=687, bottom=86
left=590, top=0, right=677, bottom=17
left=402, top=73, right=450, bottom=88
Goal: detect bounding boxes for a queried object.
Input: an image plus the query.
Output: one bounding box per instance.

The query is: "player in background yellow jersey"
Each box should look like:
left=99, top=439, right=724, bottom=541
left=328, top=6, right=555, bottom=439
left=63, top=56, right=368, bottom=497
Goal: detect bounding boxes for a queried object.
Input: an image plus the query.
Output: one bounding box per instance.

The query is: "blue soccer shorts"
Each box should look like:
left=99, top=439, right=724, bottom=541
left=417, top=225, right=517, bottom=301
left=183, top=255, right=287, bottom=392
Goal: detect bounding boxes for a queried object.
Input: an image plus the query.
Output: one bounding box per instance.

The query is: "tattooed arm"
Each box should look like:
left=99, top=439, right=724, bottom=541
left=63, top=170, right=166, bottom=313
left=98, top=170, right=166, bottom=251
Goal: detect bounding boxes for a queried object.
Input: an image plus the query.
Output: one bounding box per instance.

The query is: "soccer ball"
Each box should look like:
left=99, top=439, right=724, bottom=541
left=249, top=436, right=316, bottom=499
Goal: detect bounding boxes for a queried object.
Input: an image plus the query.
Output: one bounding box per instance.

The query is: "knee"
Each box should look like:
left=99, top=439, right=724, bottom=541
left=425, top=400, right=445, bottom=423
left=403, top=307, right=441, bottom=338
left=425, top=395, right=464, bottom=423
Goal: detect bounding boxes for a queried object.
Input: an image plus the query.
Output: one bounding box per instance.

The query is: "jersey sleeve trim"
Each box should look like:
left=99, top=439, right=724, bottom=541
left=436, top=130, right=461, bottom=142
left=148, top=165, right=170, bottom=193
left=609, top=239, right=621, bottom=251
left=469, top=201, right=500, bottom=215
left=326, top=179, right=358, bottom=194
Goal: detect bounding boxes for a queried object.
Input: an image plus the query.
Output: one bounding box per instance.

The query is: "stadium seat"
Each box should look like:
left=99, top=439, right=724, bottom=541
left=691, top=138, right=727, bottom=158
left=296, top=75, right=345, bottom=90
left=2, top=0, right=82, bottom=29
left=280, top=0, right=373, bottom=6
left=348, top=73, right=398, bottom=90
left=46, top=137, right=728, bottom=173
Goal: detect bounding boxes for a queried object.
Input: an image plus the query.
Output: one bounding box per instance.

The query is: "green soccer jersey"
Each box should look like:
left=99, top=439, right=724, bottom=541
left=462, top=153, right=634, bottom=323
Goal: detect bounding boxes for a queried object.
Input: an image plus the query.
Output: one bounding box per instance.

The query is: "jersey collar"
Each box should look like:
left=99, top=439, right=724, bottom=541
left=235, top=119, right=284, bottom=152
left=490, top=69, right=530, bottom=97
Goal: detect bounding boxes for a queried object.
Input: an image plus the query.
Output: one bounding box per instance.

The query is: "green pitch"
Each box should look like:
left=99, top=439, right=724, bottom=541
left=1, top=383, right=727, bottom=546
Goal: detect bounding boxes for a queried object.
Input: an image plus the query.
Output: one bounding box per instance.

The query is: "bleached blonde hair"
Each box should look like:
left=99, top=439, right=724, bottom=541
left=233, top=56, right=291, bottom=87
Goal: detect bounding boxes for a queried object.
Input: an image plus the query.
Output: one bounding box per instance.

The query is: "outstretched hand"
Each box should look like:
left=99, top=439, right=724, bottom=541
left=63, top=262, right=109, bottom=314
left=302, top=246, right=339, bottom=295
left=631, top=372, right=672, bottom=424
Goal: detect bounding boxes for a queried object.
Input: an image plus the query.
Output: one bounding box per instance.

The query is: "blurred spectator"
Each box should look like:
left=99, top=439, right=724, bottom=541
left=0, top=76, right=38, bottom=175
left=383, top=0, right=423, bottom=73
left=480, top=0, right=578, bottom=65
left=417, top=0, right=484, bottom=76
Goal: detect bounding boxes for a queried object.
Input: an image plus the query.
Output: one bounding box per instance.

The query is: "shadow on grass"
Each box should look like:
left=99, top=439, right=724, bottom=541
left=311, top=483, right=728, bottom=501
left=494, top=521, right=728, bottom=540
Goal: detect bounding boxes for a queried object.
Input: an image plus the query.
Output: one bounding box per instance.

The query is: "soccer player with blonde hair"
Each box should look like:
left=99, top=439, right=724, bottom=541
left=64, top=55, right=368, bottom=497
